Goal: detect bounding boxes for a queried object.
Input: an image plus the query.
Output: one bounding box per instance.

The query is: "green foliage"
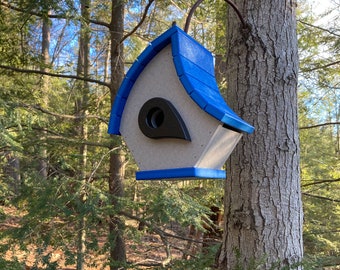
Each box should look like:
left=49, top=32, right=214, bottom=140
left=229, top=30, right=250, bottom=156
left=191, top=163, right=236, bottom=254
left=303, top=254, right=340, bottom=270
left=164, top=243, right=220, bottom=270
left=0, top=257, right=25, bottom=270
left=298, top=0, right=340, bottom=265
left=0, top=0, right=339, bottom=269
left=133, top=180, right=223, bottom=231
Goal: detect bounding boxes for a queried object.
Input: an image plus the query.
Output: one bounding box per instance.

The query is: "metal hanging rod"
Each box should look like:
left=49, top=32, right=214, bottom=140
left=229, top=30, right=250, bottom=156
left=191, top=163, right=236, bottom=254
left=184, top=0, right=247, bottom=33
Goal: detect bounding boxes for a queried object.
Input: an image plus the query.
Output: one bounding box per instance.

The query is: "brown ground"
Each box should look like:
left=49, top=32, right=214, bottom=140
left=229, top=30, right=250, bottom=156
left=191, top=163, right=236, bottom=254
left=0, top=206, right=201, bottom=270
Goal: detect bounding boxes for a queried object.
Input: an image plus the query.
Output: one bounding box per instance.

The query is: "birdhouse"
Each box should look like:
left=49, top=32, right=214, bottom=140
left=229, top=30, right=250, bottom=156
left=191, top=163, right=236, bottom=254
left=108, top=25, right=254, bottom=180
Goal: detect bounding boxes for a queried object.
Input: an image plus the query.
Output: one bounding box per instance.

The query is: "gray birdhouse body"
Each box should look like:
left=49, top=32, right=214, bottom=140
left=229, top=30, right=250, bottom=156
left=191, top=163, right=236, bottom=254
left=109, top=26, right=254, bottom=180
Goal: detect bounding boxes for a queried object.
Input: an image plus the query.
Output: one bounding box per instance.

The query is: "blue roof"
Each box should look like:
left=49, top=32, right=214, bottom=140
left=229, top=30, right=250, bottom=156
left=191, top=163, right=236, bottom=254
left=108, top=25, right=254, bottom=134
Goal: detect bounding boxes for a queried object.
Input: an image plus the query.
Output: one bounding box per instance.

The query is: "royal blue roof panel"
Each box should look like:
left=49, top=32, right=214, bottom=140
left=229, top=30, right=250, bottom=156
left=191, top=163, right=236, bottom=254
left=173, top=55, right=218, bottom=91
left=172, top=30, right=215, bottom=75
left=108, top=25, right=254, bottom=135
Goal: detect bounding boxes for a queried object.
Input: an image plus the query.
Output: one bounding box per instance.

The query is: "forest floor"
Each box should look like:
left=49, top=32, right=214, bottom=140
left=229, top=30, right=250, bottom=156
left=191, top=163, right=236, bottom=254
left=2, top=206, right=340, bottom=270
left=0, top=205, right=205, bottom=270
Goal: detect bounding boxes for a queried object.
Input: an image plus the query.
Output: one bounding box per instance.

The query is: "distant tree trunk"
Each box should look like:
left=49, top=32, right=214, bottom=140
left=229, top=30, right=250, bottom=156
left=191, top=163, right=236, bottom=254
left=108, top=1, right=126, bottom=269
left=217, top=1, right=303, bottom=269
left=75, top=1, right=90, bottom=269
left=38, top=12, right=51, bottom=179
left=3, top=150, right=21, bottom=194
left=214, top=0, right=227, bottom=89
left=335, top=99, right=339, bottom=156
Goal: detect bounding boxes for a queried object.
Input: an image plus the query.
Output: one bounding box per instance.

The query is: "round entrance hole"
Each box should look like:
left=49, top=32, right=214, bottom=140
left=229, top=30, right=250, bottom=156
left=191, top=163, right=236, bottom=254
left=146, top=107, right=164, bottom=128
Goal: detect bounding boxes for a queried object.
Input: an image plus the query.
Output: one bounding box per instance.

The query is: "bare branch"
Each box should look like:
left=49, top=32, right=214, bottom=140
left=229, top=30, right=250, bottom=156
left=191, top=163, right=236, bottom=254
left=87, top=147, right=120, bottom=182
left=299, top=121, right=340, bottom=130
left=120, top=211, right=205, bottom=244
left=6, top=124, right=111, bottom=148
left=1, top=1, right=110, bottom=28
left=120, top=0, right=155, bottom=44
left=46, top=135, right=110, bottom=148
left=305, top=230, right=340, bottom=235
left=302, top=178, right=340, bottom=187
left=17, top=103, right=108, bottom=123
left=301, top=60, right=340, bottom=73
left=88, top=19, right=110, bottom=28
left=0, top=64, right=111, bottom=88
left=298, top=20, right=340, bottom=38
left=302, top=193, right=340, bottom=203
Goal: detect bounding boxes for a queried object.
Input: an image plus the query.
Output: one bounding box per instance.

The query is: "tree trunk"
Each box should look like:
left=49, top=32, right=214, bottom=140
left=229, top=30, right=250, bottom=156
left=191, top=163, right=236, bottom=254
left=108, top=149, right=126, bottom=269
left=38, top=12, right=51, bottom=179
left=3, top=150, right=21, bottom=195
left=218, top=1, right=303, bottom=269
left=75, top=1, right=90, bottom=269
left=108, top=1, right=126, bottom=269
left=214, top=0, right=227, bottom=89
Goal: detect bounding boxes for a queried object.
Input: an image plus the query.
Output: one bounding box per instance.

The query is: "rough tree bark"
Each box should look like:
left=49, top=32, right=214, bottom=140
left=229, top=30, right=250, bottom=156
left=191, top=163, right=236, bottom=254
left=218, top=1, right=303, bottom=269
left=108, top=1, right=127, bottom=269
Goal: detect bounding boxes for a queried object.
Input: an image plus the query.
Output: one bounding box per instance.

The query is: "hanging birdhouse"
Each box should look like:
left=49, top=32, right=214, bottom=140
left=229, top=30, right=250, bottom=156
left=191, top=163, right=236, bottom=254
left=108, top=25, right=254, bottom=180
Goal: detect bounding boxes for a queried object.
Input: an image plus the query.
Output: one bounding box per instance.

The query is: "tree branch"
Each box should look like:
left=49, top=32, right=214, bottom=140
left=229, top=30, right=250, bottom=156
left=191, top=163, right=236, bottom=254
left=302, top=178, right=340, bottom=187
left=305, top=230, right=340, bottom=235
left=17, top=103, right=108, bottom=123
left=27, top=127, right=111, bottom=148
left=0, top=64, right=111, bottom=88
left=6, top=124, right=111, bottom=148
left=301, top=60, right=340, bottom=73
left=299, top=121, right=340, bottom=130
left=1, top=1, right=110, bottom=28
left=302, top=193, right=340, bottom=203
left=46, top=135, right=110, bottom=148
left=2, top=0, right=155, bottom=41
left=119, top=0, right=155, bottom=44
left=120, top=211, right=205, bottom=244
left=298, top=20, right=340, bottom=38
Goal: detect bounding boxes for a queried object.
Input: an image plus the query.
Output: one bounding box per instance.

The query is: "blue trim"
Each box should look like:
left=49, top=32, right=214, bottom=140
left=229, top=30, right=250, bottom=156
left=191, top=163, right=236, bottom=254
left=108, top=25, right=254, bottom=135
left=136, top=167, right=226, bottom=180
left=108, top=27, right=177, bottom=135
left=171, top=28, right=254, bottom=134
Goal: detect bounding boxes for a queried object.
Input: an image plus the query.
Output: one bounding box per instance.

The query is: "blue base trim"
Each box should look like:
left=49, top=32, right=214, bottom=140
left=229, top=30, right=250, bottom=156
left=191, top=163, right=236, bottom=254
left=136, top=167, right=226, bottom=180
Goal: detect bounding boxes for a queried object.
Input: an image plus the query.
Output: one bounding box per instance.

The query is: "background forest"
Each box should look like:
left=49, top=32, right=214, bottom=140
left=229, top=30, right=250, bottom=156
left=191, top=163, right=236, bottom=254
left=0, top=0, right=339, bottom=269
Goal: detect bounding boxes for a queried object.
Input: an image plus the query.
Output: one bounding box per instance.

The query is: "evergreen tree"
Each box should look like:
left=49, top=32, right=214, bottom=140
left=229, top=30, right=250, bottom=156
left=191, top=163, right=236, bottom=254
left=298, top=0, right=340, bottom=266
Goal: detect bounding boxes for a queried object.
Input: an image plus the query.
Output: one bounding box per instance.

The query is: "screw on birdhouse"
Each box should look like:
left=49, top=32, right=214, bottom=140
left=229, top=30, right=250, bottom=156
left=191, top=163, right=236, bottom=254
left=184, top=0, right=248, bottom=33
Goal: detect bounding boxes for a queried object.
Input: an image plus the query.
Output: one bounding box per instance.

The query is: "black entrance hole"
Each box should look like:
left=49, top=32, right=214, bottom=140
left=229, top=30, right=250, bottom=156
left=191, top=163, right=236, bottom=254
left=146, top=107, right=164, bottom=128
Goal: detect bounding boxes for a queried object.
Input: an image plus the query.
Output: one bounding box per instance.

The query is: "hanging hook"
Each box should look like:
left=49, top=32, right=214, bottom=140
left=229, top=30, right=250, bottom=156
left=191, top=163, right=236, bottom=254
left=184, top=0, right=247, bottom=33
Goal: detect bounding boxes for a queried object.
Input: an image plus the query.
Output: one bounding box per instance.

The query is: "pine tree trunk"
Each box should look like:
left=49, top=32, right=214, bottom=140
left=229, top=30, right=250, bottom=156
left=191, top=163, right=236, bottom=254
left=108, top=1, right=127, bottom=269
left=217, top=1, right=303, bottom=269
left=108, top=149, right=126, bottom=269
left=38, top=13, right=51, bottom=179
left=75, top=1, right=90, bottom=269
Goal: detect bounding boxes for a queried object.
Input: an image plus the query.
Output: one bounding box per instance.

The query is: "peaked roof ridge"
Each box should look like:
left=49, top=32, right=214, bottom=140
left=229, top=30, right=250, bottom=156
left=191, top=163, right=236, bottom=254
left=170, top=27, right=254, bottom=134
left=108, top=25, right=254, bottom=135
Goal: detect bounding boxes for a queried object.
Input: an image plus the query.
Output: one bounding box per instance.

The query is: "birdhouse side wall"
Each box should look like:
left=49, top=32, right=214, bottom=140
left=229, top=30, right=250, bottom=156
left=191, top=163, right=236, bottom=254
left=120, top=45, right=221, bottom=171
left=195, top=125, right=243, bottom=169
